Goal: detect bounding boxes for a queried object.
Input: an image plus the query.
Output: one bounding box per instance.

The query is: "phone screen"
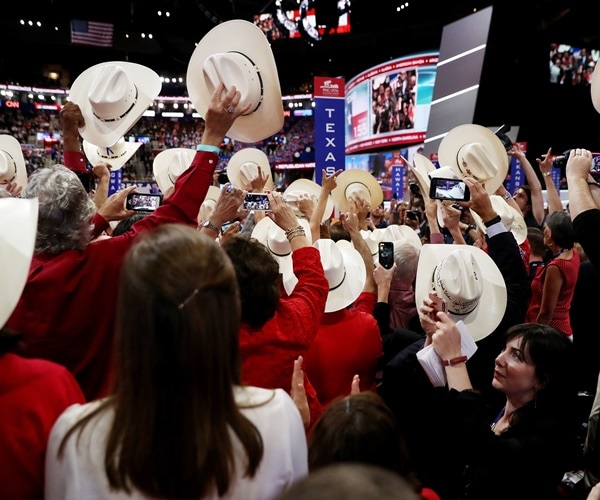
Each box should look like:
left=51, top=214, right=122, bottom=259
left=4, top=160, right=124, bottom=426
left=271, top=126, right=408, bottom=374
left=378, top=242, right=394, bottom=269
left=126, top=193, right=163, bottom=212
left=243, top=193, right=271, bottom=211
left=429, top=178, right=470, bottom=201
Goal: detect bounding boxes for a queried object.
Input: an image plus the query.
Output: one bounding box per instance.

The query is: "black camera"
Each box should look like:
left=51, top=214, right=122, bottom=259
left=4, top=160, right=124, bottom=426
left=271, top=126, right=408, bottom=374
left=494, top=124, right=513, bottom=153
left=552, top=150, right=572, bottom=170
left=217, top=169, right=229, bottom=185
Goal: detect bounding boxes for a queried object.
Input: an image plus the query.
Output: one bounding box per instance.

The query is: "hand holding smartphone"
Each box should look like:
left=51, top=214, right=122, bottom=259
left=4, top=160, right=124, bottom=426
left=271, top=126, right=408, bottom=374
left=126, top=193, right=163, bottom=212
left=242, top=193, right=271, bottom=211
left=429, top=177, right=470, bottom=201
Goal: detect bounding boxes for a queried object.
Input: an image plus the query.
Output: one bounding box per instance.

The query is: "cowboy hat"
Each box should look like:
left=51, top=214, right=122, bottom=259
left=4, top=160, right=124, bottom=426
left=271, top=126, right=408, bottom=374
left=0, top=197, right=38, bottom=328
left=69, top=61, right=161, bottom=148
left=0, top=135, right=28, bottom=189
left=469, top=195, right=527, bottom=245
left=437, top=124, right=509, bottom=194
left=283, top=178, right=334, bottom=222
left=410, top=153, right=436, bottom=196
left=186, top=19, right=284, bottom=143
left=331, top=169, right=383, bottom=213
left=251, top=216, right=312, bottom=289
left=227, top=148, right=274, bottom=191
left=83, top=137, right=142, bottom=171
left=592, top=63, right=600, bottom=114
left=415, top=244, right=507, bottom=341
left=359, top=228, right=385, bottom=263
left=381, top=224, right=423, bottom=250
left=152, top=148, right=196, bottom=195
left=198, top=185, right=222, bottom=223
left=313, top=238, right=366, bottom=313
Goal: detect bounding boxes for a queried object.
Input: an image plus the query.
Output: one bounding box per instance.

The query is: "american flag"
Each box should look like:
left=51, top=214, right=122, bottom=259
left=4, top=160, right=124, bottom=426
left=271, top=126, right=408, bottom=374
left=70, top=20, right=114, bottom=48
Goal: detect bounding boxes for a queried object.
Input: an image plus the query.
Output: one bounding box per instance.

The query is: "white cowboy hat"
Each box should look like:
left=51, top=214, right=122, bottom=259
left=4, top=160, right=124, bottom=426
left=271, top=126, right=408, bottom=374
left=0, top=135, right=28, bottom=189
left=198, top=185, right=222, bottom=223
left=470, top=195, right=527, bottom=245
left=592, top=63, right=600, bottom=113
left=381, top=224, right=422, bottom=250
left=227, top=148, right=274, bottom=191
left=69, top=61, right=161, bottom=148
left=283, top=178, right=334, bottom=222
left=186, top=19, right=284, bottom=143
left=331, top=169, right=383, bottom=213
left=152, top=148, right=196, bottom=195
left=313, top=238, right=366, bottom=313
left=0, top=197, right=38, bottom=328
left=415, top=244, right=507, bottom=341
left=410, top=153, right=436, bottom=197
left=251, top=216, right=311, bottom=289
left=437, top=124, right=509, bottom=194
left=359, top=228, right=386, bottom=263
left=83, top=137, right=142, bottom=171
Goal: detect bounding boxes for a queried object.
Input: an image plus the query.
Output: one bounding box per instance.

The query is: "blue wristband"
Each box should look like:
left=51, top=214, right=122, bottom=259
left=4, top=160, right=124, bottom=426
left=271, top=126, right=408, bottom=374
left=196, top=144, right=220, bottom=154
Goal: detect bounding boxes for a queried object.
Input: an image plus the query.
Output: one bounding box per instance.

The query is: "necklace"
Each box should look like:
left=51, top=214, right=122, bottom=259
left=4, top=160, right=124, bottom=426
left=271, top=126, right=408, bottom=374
left=553, top=248, right=568, bottom=259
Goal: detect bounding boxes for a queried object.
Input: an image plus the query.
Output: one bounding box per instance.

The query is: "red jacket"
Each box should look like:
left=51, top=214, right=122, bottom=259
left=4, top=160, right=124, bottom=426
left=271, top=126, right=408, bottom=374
left=7, top=150, right=216, bottom=400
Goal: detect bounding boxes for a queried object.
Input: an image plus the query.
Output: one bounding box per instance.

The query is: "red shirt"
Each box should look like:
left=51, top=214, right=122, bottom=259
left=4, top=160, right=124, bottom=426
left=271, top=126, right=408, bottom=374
left=304, top=292, right=383, bottom=407
left=0, top=353, right=85, bottom=499
left=7, top=150, right=217, bottom=400
left=239, top=246, right=328, bottom=428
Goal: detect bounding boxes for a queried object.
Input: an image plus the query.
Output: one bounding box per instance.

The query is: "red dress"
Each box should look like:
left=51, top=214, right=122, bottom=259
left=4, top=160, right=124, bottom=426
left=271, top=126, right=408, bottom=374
left=0, top=353, right=85, bottom=499
left=526, top=250, right=580, bottom=335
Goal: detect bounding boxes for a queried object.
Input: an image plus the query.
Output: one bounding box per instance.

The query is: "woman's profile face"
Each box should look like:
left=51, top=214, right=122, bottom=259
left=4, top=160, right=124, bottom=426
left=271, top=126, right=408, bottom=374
left=492, top=335, right=540, bottom=403
left=513, top=188, right=529, bottom=213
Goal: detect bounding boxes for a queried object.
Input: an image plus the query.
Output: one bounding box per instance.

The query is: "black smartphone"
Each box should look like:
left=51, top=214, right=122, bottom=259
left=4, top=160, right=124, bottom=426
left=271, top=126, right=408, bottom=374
left=243, top=193, right=271, bottom=211
left=429, top=177, right=470, bottom=201
left=125, top=193, right=163, bottom=212
left=378, top=241, right=394, bottom=269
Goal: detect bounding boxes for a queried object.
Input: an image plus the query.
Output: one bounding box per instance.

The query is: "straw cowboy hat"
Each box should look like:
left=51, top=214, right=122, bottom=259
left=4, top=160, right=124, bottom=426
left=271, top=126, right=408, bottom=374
left=331, top=169, right=383, bottom=213
left=152, top=148, right=196, bottom=195
left=313, top=238, right=367, bottom=313
left=410, top=153, right=436, bottom=196
left=283, top=178, right=334, bottom=222
left=251, top=216, right=312, bottom=290
left=592, top=63, right=600, bottom=113
left=186, top=19, right=284, bottom=143
left=69, top=61, right=161, bottom=148
left=381, top=224, right=423, bottom=250
left=0, top=197, right=38, bottom=328
left=83, top=137, right=142, bottom=171
left=470, top=195, right=527, bottom=245
left=0, top=135, right=28, bottom=189
left=227, top=148, right=274, bottom=191
left=415, top=244, right=507, bottom=341
left=437, top=124, right=509, bottom=194
left=198, top=185, right=222, bottom=223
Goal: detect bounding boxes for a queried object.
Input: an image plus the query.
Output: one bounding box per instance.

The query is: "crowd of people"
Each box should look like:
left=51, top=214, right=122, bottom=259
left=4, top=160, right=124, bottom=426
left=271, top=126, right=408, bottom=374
left=4, top=17, right=600, bottom=500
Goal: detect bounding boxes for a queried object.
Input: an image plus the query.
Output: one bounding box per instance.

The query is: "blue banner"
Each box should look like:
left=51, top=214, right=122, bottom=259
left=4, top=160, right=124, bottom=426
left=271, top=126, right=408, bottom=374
left=314, top=77, right=346, bottom=185
left=392, top=166, right=404, bottom=200
left=108, top=169, right=122, bottom=196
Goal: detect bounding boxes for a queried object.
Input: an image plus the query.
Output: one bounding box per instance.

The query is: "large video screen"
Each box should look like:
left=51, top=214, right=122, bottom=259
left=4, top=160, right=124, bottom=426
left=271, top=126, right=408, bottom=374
left=549, top=43, right=599, bottom=85
left=254, top=0, right=351, bottom=42
left=345, top=52, right=439, bottom=155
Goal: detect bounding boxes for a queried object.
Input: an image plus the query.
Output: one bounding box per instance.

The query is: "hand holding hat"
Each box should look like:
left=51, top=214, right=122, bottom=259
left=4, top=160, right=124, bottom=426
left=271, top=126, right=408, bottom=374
left=463, top=178, right=498, bottom=223
left=202, top=83, right=253, bottom=143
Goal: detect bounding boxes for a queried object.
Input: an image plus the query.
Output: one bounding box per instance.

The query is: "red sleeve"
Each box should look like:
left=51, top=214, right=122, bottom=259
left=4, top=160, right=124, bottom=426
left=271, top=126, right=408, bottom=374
left=352, top=291, right=377, bottom=314
left=63, top=150, right=88, bottom=173
left=90, top=212, right=109, bottom=239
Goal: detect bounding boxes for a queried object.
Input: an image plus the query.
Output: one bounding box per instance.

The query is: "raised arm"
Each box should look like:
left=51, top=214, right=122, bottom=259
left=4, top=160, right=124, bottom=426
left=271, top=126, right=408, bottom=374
left=536, top=147, right=563, bottom=214
left=310, top=169, right=342, bottom=241
left=509, top=143, right=545, bottom=225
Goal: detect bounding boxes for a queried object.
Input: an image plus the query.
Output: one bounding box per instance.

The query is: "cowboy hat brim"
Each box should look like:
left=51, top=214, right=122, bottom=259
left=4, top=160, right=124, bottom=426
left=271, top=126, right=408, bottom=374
left=415, top=243, right=507, bottom=341
left=152, top=148, right=197, bottom=195
left=331, top=169, right=384, bottom=213
left=411, top=154, right=436, bottom=196
left=0, top=135, right=28, bottom=189
left=437, top=124, right=509, bottom=194
left=0, top=198, right=38, bottom=328
left=69, top=61, right=161, bottom=148
left=470, top=195, right=527, bottom=245
left=83, top=139, right=142, bottom=171
left=283, top=178, right=334, bottom=223
left=186, top=19, right=284, bottom=144
left=227, top=148, right=274, bottom=191
left=592, top=63, right=600, bottom=114
left=381, top=224, right=423, bottom=249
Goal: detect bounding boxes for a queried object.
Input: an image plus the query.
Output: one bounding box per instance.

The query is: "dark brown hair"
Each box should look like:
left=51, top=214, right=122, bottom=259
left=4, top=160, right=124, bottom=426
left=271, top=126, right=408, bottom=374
left=59, top=224, right=263, bottom=497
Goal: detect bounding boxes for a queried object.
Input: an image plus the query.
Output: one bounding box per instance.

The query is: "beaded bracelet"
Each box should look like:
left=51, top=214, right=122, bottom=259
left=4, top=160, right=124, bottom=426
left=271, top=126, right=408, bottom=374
left=285, top=226, right=306, bottom=241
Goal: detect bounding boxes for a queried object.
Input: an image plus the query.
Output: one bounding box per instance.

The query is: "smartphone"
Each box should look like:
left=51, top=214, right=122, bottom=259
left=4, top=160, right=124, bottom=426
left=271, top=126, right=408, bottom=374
left=378, top=241, right=394, bottom=269
left=243, top=193, right=271, bottom=211
left=429, top=177, right=470, bottom=201
left=126, top=193, right=163, bottom=212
